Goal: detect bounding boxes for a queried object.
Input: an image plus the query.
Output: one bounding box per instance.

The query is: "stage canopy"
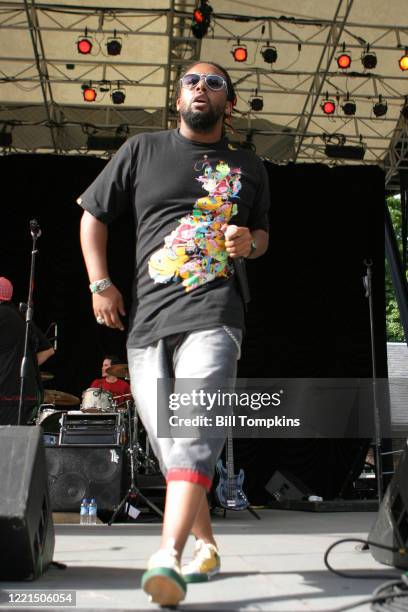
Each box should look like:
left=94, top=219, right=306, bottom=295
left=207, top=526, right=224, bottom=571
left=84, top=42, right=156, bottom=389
left=0, top=0, right=407, bottom=190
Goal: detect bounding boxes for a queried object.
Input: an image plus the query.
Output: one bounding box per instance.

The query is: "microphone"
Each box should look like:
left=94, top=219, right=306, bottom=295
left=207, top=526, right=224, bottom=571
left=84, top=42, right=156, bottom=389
left=54, top=322, right=58, bottom=351
left=30, top=219, right=41, bottom=238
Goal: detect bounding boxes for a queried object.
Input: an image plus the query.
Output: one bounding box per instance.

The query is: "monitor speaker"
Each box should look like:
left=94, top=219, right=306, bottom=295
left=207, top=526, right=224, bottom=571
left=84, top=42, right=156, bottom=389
left=369, top=448, right=408, bottom=569
left=0, top=426, right=55, bottom=580
left=45, top=446, right=126, bottom=512
left=265, top=469, right=313, bottom=501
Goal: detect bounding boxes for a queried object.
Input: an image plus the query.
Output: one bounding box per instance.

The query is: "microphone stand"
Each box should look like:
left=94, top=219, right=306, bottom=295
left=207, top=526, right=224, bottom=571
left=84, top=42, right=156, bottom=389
left=363, top=259, right=383, bottom=504
left=17, top=219, right=41, bottom=426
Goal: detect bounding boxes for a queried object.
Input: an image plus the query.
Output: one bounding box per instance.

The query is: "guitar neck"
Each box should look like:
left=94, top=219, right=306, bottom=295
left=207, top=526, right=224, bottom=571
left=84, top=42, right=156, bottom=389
left=226, top=426, right=235, bottom=479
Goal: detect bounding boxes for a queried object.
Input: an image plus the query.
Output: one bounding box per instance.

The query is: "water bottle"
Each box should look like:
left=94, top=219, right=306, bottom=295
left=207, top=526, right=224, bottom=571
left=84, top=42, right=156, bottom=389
left=80, top=497, right=89, bottom=525
left=88, top=498, right=97, bottom=525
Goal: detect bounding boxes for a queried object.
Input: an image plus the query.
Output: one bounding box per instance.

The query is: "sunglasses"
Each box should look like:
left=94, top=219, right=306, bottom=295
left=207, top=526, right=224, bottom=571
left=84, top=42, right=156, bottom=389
left=179, top=73, right=227, bottom=92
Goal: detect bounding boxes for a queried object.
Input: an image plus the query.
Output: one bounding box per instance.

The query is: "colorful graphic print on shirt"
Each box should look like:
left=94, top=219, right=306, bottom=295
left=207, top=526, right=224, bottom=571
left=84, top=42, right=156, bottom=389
left=148, top=157, right=242, bottom=292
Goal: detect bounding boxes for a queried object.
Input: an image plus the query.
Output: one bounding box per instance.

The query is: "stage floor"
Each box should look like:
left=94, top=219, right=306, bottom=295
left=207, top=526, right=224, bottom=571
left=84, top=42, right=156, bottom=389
left=0, top=508, right=401, bottom=611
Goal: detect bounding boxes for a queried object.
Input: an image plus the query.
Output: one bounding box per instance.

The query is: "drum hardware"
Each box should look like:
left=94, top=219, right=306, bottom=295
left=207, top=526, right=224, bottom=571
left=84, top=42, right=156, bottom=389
left=43, top=389, right=80, bottom=406
left=112, top=393, right=133, bottom=413
left=105, top=363, right=129, bottom=380
left=108, top=399, right=163, bottom=524
left=81, top=387, right=113, bottom=413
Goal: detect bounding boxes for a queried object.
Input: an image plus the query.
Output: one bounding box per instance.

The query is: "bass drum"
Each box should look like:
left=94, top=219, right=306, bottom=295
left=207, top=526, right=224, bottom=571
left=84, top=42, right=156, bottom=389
left=81, top=387, right=113, bottom=413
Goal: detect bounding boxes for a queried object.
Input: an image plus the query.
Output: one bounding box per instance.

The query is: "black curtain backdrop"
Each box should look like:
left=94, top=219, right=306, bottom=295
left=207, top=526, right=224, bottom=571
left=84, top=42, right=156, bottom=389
left=0, top=155, right=386, bottom=502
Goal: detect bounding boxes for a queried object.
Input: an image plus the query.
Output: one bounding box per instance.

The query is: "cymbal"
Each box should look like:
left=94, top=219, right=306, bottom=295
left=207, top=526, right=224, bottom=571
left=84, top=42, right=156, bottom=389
left=43, top=389, right=80, bottom=406
left=40, top=371, right=54, bottom=381
left=106, top=363, right=129, bottom=379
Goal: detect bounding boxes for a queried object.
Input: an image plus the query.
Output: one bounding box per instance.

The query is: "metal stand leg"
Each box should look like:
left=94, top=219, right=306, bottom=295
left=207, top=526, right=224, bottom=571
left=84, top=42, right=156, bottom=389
left=108, top=400, right=163, bottom=525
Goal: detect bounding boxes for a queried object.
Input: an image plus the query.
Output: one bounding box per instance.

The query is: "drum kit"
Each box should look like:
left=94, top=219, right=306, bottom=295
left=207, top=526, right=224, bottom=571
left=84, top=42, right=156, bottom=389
left=36, top=363, right=157, bottom=475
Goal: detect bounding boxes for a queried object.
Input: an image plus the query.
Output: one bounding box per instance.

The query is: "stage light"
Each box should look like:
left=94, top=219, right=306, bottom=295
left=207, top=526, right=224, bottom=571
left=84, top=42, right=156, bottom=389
left=0, top=132, right=12, bottom=147
left=399, top=49, right=408, bottom=71
left=77, top=28, right=92, bottom=55
left=321, top=94, right=336, bottom=115
left=325, top=143, right=366, bottom=160
left=261, top=45, right=277, bottom=64
left=337, top=52, right=351, bottom=69
left=250, top=95, right=263, bottom=111
left=82, top=85, right=97, bottom=102
left=342, top=94, right=356, bottom=116
left=111, top=89, right=126, bottom=104
left=192, top=1, right=212, bottom=39
left=373, top=95, right=387, bottom=117
left=232, top=45, right=248, bottom=62
left=87, top=135, right=126, bottom=151
left=106, top=33, right=122, bottom=56
left=361, top=46, right=377, bottom=70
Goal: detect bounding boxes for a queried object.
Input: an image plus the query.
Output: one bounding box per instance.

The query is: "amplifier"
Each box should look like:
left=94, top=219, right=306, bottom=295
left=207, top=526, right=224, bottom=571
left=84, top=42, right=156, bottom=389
left=59, top=412, right=125, bottom=447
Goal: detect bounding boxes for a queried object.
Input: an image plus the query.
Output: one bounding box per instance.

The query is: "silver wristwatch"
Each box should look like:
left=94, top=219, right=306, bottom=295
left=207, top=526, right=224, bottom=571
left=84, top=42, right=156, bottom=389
left=89, top=278, right=113, bottom=294
left=248, top=238, right=257, bottom=257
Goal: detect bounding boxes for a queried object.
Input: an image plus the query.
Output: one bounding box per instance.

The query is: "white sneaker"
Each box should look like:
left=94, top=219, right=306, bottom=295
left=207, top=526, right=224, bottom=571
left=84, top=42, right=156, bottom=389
left=142, top=542, right=187, bottom=606
left=182, top=539, right=221, bottom=583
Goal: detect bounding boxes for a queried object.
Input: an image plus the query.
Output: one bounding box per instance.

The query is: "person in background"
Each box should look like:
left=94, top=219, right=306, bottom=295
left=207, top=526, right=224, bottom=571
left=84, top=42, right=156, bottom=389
left=90, top=354, right=131, bottom=405
left=0, top=276, right=54, bottom=425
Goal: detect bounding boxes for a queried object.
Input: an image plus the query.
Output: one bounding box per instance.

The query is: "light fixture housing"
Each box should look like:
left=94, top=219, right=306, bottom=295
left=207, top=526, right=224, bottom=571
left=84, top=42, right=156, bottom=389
left=402, top=98, right=408, bottom=120
left=106, top=37, right=122, bottom=56
left=82, top=85, right=97, bottom=102
left=77, top=28, right=93, bottom=55
left=361, top=48, right=377, bottom=69
left=192, top=1, right=212, bottom=39
left=111, top=89, right=126, bottom=104
left=321, top=96, right=336, bottom=115
left=261, top=45, right=277, bottom=64
left=342, top=95, right=356, bottom=116
left=232, top=45, right=248, bottom=62
left=337, top=43, right=351, bottom=69
left=250, top=95, right=263, bottom=111
left=399, top=49, right=408, bottom=71
left=373, top=95, right=387, bottom=117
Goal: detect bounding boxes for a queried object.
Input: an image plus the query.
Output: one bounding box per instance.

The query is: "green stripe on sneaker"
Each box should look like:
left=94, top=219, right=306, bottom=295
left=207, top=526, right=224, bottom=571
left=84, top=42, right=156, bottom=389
left=141, top=567, right=187, bottom=594
left=183, top=572, right=210, bottom=583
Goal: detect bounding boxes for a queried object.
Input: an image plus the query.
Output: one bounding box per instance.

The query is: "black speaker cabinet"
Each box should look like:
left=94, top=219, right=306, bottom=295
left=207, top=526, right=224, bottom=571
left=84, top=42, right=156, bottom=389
left=45, top=445, right=126, bottom=512
left=265, top=470, right=313, bottom=501
left=369, top=449, right=408, bottom=569
left=0, top=426, right=55, bottom=580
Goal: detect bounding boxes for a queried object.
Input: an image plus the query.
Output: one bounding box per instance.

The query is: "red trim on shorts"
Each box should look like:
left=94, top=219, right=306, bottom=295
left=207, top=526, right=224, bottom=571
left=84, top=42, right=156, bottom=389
left=166, top=468, right=212, bottom=491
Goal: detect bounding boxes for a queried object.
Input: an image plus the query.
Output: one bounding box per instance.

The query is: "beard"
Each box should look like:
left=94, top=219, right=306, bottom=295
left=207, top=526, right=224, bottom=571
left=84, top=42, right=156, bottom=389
left=180, top=99, right=224, bottom=133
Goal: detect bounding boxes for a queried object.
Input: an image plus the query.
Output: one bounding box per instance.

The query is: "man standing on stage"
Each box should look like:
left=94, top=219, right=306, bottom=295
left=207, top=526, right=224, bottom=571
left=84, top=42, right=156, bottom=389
left=0, top=276, right=54, bottom=425
left=78, top=61, right=270, bottom=607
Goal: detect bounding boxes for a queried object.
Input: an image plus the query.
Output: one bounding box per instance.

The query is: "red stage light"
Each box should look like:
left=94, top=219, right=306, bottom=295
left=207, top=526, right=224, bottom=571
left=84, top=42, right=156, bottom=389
left=322, top=100, right=336, bottom=115
left=232, top=45, right=248, bottom=62
left=193, top=8, right=204, bottom=23
left=77, top=38, right=92, bottom=55
left=337, top=53, right=351, bottom=69
left=83, top=87, right=97, bottom=102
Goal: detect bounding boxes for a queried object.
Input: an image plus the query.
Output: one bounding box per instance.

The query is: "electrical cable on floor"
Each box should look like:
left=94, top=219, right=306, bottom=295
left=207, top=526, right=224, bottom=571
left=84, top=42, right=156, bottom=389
left=318, top=537, right=408, bottom=612
left=324, top=538, right=403, bottom=580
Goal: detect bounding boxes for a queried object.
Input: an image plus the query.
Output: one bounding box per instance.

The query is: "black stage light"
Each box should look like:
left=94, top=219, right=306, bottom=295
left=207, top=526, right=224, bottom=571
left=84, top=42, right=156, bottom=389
left=261, top=45, right=277, bottom=64
left=250, top=95, right=263, bottom=111
left=82, top=85, right=97, bottom=102
left=106, top=37, right=122, bottom=56
left=373, top=95, right=387, bottom=117
left=111, top=90, right=126, bottom=104
left=342, top=95, right=356, bottom=116
left=0, top=132, right=12, bottom=146
left=337, top=43, right=351, bottom=69
left=87, top=135, right=126, bottom=151
left=321, top=94, right=336, bottom=115
left=325, top=143, right=366, bottom=160
left=192, top=1, right=212, bottom=39
left=361, top=46, right=377, bottom=69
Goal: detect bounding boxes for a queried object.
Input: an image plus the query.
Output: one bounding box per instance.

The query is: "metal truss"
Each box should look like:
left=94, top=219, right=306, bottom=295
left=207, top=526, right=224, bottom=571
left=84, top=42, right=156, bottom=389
left=0, top=0, right=408, bottom=184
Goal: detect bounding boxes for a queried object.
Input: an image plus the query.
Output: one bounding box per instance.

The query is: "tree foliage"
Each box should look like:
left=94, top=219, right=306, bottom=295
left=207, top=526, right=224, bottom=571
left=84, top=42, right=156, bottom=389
left=385, top=196, right=405, bottom=341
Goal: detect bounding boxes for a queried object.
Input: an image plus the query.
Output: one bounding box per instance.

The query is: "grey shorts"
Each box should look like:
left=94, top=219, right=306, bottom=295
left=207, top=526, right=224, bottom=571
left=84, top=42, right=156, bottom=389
left=127, top=326, right=242, bottom=490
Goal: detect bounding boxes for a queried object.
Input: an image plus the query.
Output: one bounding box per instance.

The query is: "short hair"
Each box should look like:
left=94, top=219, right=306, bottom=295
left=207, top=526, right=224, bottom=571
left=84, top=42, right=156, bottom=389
left=176, top=61, right=236, bottom=104
left=103, top=354, right=120, bottom=365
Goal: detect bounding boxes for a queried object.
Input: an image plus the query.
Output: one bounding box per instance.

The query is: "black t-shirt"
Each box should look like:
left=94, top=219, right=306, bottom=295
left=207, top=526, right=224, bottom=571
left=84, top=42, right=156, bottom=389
left=0, top=302, right=51, bottom=424
left=78, top=129, right=270, bottom=348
